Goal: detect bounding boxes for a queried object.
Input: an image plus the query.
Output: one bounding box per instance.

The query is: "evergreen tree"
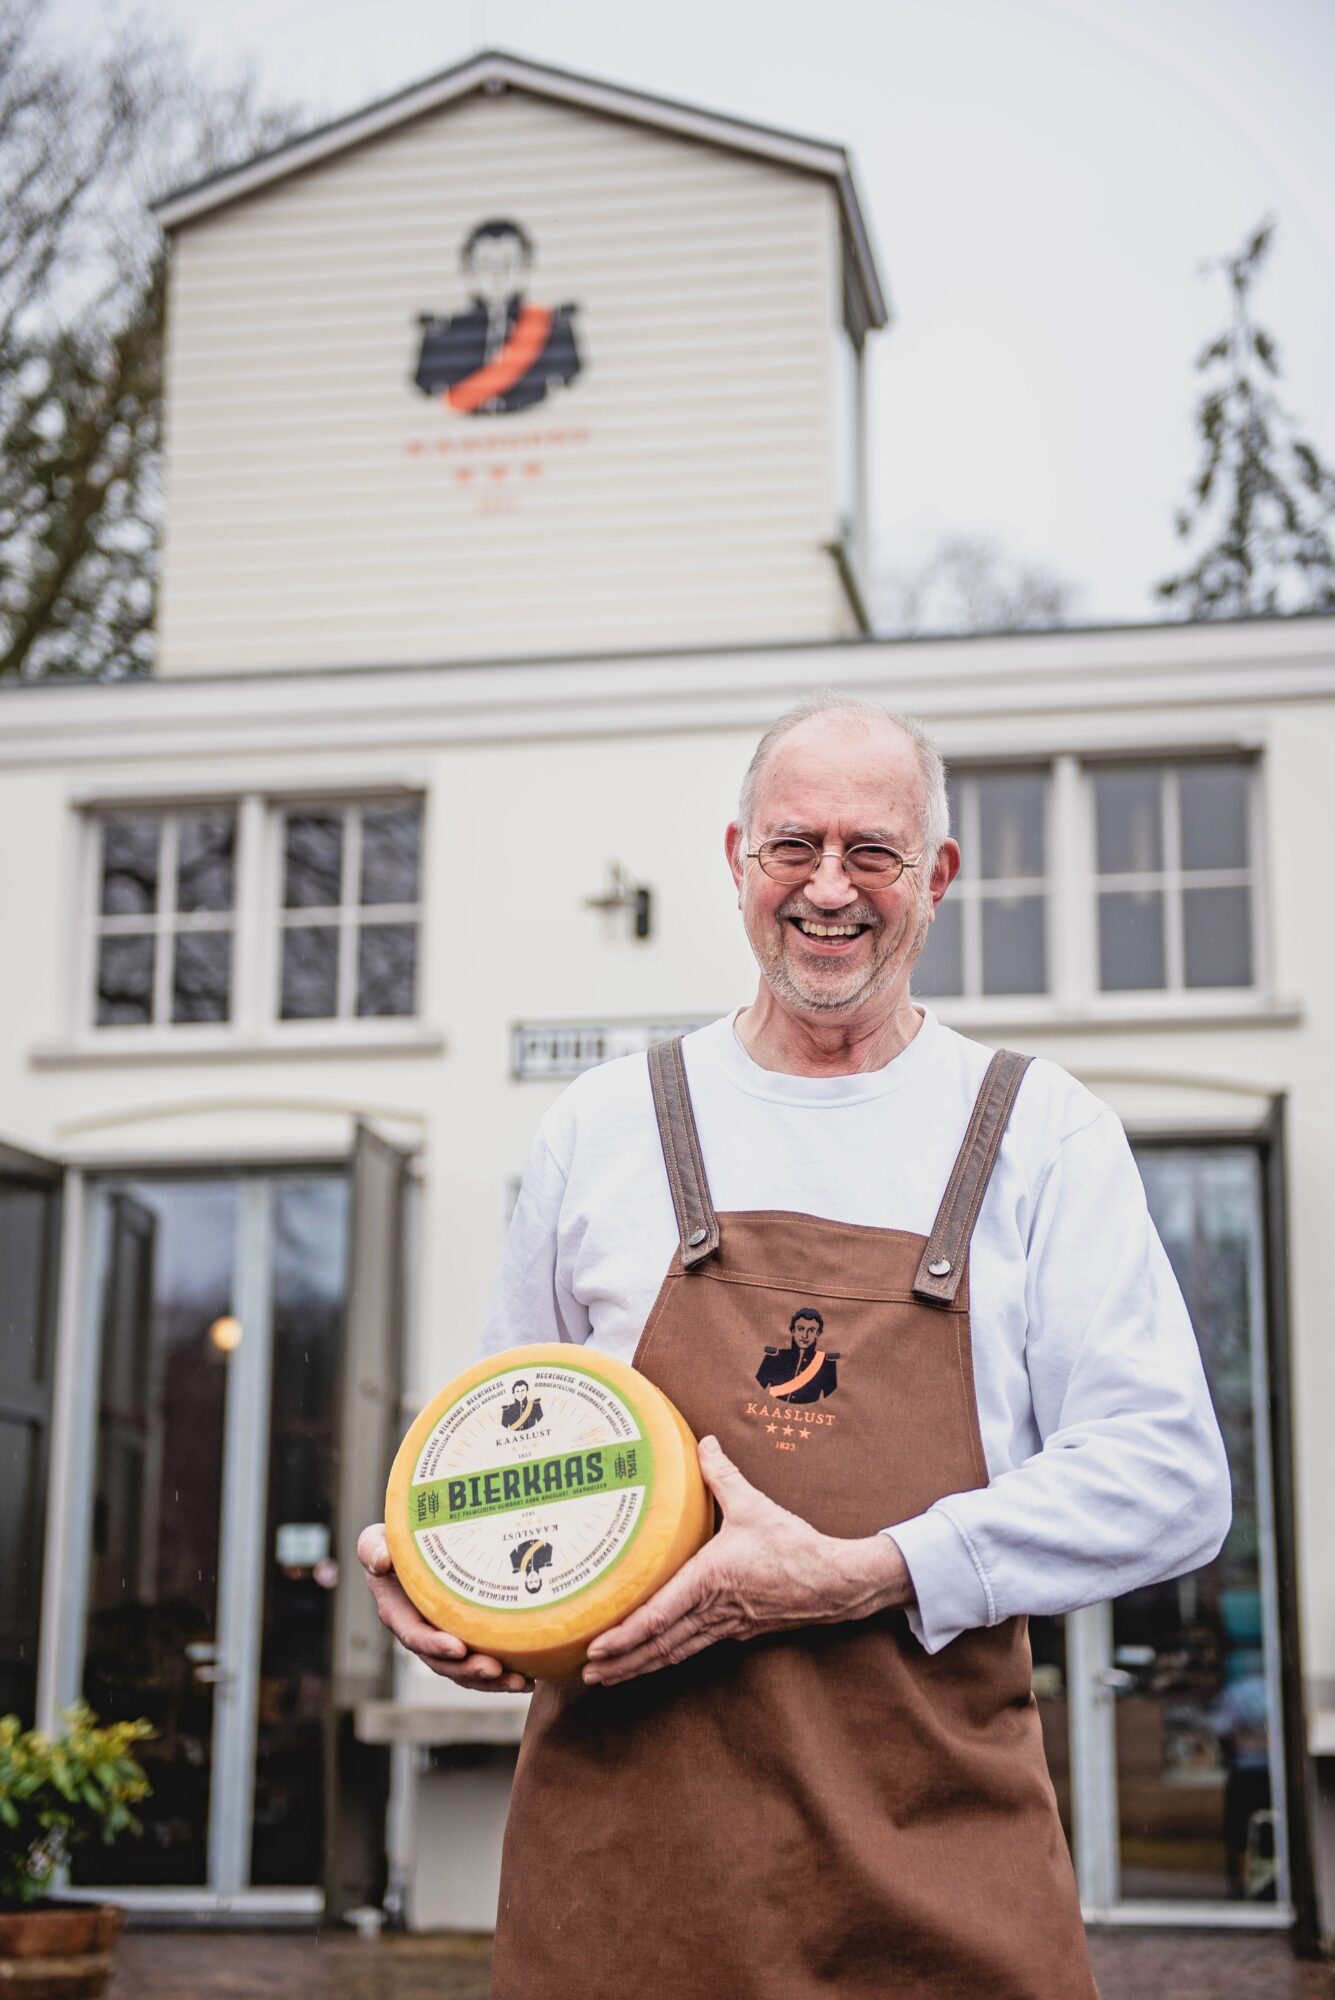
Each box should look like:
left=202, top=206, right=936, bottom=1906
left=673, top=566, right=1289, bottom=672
left=1158, top=219, right=1335, bottom=619
left=0, top=0, right=301, bottom=679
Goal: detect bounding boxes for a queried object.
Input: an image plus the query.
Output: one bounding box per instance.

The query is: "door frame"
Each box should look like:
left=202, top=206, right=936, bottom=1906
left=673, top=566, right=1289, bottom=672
left=1068, top=1105, right=1317, bottom=1949
left=37, top=1157, right=350, bottom=1919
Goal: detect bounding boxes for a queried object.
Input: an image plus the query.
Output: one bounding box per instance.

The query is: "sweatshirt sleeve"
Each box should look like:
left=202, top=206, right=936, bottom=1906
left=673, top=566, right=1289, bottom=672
left=886, top=1107, right=1233, bottom=1654
left=478, top=1122, right=591, bottom=1354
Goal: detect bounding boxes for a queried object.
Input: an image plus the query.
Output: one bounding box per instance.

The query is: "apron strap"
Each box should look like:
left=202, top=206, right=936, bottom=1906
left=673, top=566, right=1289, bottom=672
left=912, top=1048, right=1032, bottom=1307
left=647, top=1038, right=720, bottom=1270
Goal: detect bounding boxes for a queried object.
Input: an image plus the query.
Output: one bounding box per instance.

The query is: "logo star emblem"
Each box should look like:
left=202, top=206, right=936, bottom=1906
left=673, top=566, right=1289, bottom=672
left=765, top=1424, right=776, bottom=1434
left=782, top=1426, right=793, bottom=1437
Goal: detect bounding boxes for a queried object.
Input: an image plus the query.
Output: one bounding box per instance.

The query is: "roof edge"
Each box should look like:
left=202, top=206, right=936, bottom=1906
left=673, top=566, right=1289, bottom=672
left=152, top=47, right=888, bottom=330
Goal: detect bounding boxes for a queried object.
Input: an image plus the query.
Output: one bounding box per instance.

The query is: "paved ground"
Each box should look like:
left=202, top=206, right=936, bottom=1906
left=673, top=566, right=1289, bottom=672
left=106, top=1927, right=1334, bottom=1998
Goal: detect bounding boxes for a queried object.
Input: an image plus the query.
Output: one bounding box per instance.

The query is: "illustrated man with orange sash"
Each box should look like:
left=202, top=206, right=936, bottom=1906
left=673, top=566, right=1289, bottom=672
left=414, top=217, right=581, bottom=417
left=756, top=1307, right=840, bottom=1403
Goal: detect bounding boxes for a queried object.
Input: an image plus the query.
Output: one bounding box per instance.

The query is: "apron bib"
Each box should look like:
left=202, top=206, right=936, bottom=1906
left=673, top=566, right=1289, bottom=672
left=491, top=1041, right=1097, bottom=2000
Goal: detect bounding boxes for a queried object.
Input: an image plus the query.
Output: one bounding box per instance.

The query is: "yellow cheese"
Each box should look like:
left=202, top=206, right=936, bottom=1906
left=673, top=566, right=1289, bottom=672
left=385, top=1344, right=713, bottom=1678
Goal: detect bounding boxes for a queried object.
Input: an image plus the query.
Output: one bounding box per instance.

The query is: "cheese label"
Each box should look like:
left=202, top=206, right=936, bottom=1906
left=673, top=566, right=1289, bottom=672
left=404, top=1360, right=655, bottom=1613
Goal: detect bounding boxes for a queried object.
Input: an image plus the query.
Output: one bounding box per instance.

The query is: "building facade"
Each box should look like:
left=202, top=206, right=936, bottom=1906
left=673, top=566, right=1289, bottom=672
left=0, top=49, right=1331, bottom=1952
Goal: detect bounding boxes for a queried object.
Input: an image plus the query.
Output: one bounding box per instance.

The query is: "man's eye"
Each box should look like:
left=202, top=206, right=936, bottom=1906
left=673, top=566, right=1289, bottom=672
left=769, top=840, right=813, bottom=855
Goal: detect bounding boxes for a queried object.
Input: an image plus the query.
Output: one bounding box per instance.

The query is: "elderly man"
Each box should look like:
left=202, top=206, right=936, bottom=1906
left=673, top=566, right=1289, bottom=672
left=361, top=694, right=1230, bottom=1999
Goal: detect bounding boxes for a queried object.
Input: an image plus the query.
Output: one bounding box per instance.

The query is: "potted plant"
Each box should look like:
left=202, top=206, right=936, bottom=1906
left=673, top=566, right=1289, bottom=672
left=0, top=1704, right=153, bottom=1997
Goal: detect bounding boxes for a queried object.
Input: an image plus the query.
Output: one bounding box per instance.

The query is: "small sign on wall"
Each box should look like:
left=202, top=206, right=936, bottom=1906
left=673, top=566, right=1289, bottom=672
left=512, top=1018, right=710, bottom=1080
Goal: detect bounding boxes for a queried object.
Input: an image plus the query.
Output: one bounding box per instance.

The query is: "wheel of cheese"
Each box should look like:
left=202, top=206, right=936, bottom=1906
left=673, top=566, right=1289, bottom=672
left=385, top=1344, right=713, bottom=1679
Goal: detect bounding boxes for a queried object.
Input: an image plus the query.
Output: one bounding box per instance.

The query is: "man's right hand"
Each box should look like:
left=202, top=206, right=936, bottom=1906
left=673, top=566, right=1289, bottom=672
left=357, top=1524, right=534, bottom=1693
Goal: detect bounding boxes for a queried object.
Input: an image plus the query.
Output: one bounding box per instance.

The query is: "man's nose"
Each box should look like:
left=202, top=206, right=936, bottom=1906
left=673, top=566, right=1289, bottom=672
left=805, top=851, right=861, bottom=907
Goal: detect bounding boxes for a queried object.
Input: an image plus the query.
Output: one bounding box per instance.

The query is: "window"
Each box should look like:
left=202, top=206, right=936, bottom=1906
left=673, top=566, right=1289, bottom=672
left=914, top=769, right=1049, bottom=1000
left=277, top=800, right=422, bottom=1021
left=93, top=810, right=235, bottom=1026
left=1093, top=760, right=1254, bottom=993
left=83, top=792, right=425, bottom=1036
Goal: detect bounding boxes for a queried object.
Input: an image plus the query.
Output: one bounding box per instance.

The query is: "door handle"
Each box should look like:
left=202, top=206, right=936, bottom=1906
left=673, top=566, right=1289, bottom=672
left=1093, top=1667, right=1137, bottom=1692
left=192, top=1663, right=234, bottom=1686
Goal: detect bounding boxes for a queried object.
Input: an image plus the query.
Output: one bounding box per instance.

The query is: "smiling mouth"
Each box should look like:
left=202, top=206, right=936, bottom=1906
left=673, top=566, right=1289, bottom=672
left=790, top=918, right=870, bottom=940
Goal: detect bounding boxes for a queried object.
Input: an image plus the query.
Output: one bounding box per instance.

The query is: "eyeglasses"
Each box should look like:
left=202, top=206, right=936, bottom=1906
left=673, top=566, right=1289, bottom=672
left=746, top=838, right=921, bottom=888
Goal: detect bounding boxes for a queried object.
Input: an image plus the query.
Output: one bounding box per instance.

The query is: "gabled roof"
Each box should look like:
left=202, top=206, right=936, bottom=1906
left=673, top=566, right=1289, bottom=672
left=152, top=47, right=888, bottom=333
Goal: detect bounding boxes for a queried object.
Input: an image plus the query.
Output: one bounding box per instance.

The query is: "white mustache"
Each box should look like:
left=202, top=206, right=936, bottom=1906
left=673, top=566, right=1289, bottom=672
left=778, top=899, right=882, bottom=928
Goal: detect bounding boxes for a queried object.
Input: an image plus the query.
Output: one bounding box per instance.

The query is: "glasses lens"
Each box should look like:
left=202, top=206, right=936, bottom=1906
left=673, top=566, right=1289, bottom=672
left=757, top=839, right=818, bottom=881
left=845, top=845, right=904, bottom=884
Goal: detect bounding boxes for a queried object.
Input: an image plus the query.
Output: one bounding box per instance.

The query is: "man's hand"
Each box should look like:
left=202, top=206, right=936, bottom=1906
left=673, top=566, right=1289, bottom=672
left=357, top=1524, right=535, bottom=1693
left=582, top=1436, right=914, bottom=1687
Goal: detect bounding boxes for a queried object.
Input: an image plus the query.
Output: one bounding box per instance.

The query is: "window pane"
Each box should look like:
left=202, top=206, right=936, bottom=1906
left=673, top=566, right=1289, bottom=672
left=978, top=773, right=1045, bottom=880
left=0, top=1187, right=55, bottom=1391
left=360, top=803, right=421, bottom=906
left=0, top=1419, right=42, bottom=1712
left=1095, top=769, right=1162, bottom=876
left=177, top=811, right=235, bottom=913
left=100, top=815, right=160, bottom=916
left=172, top=931, right=232, bottom=1023
left=1180, top=764, right=1250, bottom=873
left=283, top=814, right=343, bottom=910
left=356, top=923, right=417, bottom=1017
left=280, top=927, right=339, bottom=1019
left=1098, top=890, right=1165, bottom=991
left=982, top=894, right=1047, bottom=995
left=912, top=898, right=962, bottom=997
left=1183, top=886, right=1253, bottom=988
left=96, top=933, right=156, bottom=1025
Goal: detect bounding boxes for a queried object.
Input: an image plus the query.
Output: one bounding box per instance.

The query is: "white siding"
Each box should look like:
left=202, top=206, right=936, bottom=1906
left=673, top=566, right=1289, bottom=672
left=156, top=90, right=851, bottom=673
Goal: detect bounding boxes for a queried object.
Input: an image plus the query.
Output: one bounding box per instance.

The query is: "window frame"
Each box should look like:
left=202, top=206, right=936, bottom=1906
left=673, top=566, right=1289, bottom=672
left=73, top=782, right=430, bottom=1051
left=913, top=747, right=1271, bottom=1030
left=915, top=766, right=1053, bottom=1005
left=1087, top=755, right=1260, bottom=1001
left=266, top=796, right=425, bottom=1028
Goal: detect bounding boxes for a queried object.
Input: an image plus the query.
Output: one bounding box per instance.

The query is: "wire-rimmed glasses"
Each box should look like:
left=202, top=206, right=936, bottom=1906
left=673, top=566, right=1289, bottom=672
left=746, top=837, right=921, bottom=889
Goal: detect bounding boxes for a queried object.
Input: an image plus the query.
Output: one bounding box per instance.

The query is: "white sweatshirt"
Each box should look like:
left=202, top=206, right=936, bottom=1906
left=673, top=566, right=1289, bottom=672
left=480, top=1008, right=1232, bottom=1653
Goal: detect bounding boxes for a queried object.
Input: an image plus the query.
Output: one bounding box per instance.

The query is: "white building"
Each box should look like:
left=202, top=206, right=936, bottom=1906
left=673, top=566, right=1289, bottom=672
left=0, top=48, right=1330, bottom=1957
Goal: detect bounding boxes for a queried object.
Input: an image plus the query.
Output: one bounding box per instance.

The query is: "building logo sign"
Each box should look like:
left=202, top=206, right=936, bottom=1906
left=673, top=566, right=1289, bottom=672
left=414, top=217, right=583, bottom=416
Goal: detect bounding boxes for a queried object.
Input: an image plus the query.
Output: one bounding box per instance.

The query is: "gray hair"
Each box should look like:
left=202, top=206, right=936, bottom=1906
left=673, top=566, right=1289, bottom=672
left=737, top=692, right=949, bottom=868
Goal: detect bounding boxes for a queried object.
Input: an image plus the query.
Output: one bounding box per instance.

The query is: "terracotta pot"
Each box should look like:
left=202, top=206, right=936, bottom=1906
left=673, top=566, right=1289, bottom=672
left=0, top=1904, right=123, bottom=1997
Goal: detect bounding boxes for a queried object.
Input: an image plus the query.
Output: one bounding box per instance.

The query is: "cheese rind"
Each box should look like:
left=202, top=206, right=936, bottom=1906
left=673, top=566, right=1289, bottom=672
left=385, top=1343, right=712, bottom=1678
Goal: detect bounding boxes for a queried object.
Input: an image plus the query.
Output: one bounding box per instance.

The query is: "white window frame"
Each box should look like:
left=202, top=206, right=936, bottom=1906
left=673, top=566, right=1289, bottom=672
left=266, top=797, right=424, bottom=1028
left=919, top=767, right=1052, bottom=1005
left=1087, top=757, right=1259, bottom=1000
left=85, top=806, right=238, bottom=1033
left=65, top=781, right=432, bottom=1058
left=919, top=749, right=1272, bottom=1032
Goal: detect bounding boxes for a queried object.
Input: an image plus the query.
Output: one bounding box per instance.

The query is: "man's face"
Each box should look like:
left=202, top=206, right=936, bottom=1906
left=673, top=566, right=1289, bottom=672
left=725, top=715, right=958, bottom=1023
left=513, top=1380, right=529, bottom=1400
left=792, top=1316, right=821, bottom=1351
left=467, top=234, right=526, bottom=307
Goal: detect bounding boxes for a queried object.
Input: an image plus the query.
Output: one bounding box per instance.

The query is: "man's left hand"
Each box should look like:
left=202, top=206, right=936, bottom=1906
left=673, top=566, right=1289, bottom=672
left=582, top=1435, right=915, bottom=1687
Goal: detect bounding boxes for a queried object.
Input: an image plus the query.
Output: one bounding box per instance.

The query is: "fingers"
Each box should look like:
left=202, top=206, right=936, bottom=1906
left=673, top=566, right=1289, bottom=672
left=697, top=1435, right=753, bottom=1513
left=356, top=1522, right=392, bottom=1575
left=357, top=1522, right=532, bottom=1692
left=584, top=1544, right=727, bottom=1685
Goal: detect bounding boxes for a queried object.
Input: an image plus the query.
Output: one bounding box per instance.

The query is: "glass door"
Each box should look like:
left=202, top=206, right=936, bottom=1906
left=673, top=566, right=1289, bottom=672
left=72, top=1173, right=348, bottom=1899
left=1064, top=1145, right=1288, bottom=1919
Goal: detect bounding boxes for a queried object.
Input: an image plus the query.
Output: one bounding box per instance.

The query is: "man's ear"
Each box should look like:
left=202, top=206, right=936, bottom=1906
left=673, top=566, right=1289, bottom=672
left=927, top=838, right=962, bottom=912
left=724, top=822, right=746, bottom=898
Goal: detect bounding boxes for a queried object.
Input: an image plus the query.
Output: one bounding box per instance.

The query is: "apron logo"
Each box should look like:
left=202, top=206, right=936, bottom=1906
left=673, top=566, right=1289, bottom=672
left=745, top=1309, right=842, bottom=1450
left=500, top=1378, right=545, bottom=1431
left=756, top=1308, right=841, bottom=1404
left=509, top=1538, right=555, bottom=1595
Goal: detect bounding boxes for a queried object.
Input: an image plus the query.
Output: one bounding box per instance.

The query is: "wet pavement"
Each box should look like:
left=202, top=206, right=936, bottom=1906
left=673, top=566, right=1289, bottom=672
left=106, top=1926, right=1334, bottom=1998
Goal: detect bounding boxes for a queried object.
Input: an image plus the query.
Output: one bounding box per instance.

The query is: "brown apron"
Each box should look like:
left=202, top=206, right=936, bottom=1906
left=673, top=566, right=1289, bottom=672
left=491, top=1041, right=1097, bottom=2000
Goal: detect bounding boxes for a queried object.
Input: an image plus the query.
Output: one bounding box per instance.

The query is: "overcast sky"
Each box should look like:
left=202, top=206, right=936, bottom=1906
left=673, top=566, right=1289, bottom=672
left=42, top=0, right=1335, bottom=625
